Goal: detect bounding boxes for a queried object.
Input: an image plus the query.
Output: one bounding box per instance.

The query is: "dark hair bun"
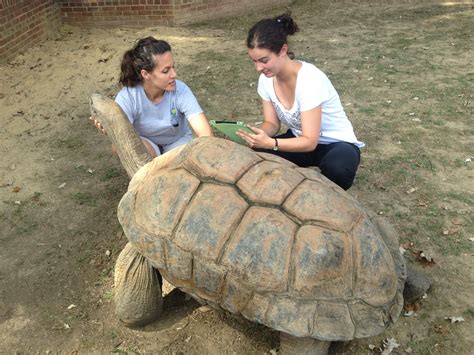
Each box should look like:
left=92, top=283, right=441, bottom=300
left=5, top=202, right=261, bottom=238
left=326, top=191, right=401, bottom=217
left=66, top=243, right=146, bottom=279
left=274, top=13, right=299, bottom=36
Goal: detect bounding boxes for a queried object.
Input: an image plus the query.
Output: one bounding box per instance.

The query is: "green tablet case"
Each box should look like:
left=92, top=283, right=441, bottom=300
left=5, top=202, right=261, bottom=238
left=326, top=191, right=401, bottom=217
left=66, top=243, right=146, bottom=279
left=210, top=120, right=253, bottom=145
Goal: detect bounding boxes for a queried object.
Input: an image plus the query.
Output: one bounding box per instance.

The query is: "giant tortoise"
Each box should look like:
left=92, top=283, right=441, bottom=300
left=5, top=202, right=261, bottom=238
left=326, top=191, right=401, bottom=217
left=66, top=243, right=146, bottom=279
left=90, top=94, right=411, bottom=354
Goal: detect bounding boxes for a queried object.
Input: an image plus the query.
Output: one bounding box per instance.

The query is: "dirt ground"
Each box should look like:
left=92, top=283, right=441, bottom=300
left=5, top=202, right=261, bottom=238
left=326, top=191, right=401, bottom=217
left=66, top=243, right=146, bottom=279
left=1, top=0, right=473, bottom=353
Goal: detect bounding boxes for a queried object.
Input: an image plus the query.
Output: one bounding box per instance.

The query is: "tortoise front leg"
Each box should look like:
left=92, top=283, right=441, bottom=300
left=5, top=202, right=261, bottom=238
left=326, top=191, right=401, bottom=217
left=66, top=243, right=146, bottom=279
left=114, top=242, right=163, bottom=326
left=279, top=332, right=330, bottom=355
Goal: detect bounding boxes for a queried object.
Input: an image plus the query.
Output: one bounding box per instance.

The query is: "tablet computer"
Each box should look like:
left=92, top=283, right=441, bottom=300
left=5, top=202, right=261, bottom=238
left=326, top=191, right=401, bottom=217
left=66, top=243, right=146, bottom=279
left=210, top=120, right=253, bottom=145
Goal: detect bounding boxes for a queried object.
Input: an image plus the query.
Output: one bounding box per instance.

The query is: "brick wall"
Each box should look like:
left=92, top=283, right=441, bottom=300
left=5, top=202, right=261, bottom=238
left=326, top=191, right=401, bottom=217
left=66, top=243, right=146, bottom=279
left=172, top=0, right=291, bottom=25
left=58, top=0, right=174, bottom=28
left=57, top=0, right=290, bottom=27
left=0, top=0, right=61, bottom=63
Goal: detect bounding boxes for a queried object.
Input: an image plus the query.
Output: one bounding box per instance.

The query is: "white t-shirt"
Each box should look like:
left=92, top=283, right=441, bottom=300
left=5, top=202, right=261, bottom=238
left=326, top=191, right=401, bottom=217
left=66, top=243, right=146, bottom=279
left=257, top=61, right=364, bottom=148
left=115, top=80, right=203, bottom=146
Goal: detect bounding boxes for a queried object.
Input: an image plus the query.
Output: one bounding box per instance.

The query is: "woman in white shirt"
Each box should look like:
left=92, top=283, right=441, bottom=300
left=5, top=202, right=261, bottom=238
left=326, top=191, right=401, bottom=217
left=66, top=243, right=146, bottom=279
left=91, top=37, right=212, bottom=157
left=238, top=14, right=364, bottom=190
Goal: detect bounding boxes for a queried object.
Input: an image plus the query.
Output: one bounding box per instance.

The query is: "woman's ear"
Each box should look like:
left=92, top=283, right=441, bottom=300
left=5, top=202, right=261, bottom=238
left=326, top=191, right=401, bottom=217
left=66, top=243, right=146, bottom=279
left=140, top=69, right=150, bottom=81
left=279, top=44, right=289, bottom=57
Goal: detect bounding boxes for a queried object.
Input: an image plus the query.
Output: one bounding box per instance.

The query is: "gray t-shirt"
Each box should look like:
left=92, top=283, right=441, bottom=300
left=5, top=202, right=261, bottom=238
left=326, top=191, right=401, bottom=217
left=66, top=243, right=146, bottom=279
left=115, top=80, right=203, bottom=146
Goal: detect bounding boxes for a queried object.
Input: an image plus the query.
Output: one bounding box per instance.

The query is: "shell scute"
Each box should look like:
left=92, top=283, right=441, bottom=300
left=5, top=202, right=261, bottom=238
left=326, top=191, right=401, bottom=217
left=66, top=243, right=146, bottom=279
left=266, top=298, right=316, bottom=337
left=241, top=293, right=271, bottom=324
left=352, top=220, right=398, bottom=306
left=221, top=276, right=253, bottom=314
left=184, top=138, right=261, bottom=183
left=221, top=207, right=296, bottom=292
left=349, top=300, right=389, bottom=338
left=193, top=258, right=226, bottom=296
left=164, top=241, right=193, bottom=285
left=134, top=169, right=200, bottom=237
left=283, top=179, right=363, bottom=231
left=256, top=152, right=298, bottom=167
left=292, top=225, right=352, bottom=298
left=313, top=302, right=354, bottom=341
left=237, top=161, right=304, bottom=205
left=174, top=183, right=248, bottom=261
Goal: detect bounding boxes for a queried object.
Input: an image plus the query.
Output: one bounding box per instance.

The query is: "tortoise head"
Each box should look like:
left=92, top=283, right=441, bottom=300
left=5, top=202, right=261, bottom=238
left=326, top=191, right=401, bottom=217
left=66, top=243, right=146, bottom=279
left=89, top=93, right=152, bottom=178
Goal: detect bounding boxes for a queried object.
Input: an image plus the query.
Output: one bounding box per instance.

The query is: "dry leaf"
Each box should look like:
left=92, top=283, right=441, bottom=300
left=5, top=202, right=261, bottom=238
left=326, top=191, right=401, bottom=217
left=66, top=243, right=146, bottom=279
left=382, top=338, right=400, bottom=355
left=434, top=324, right=449, bottom=335
left=67, top=304, right=77, bottom=310
left=412, top=250, right=436, bottom=267
left=401, top=242, right=414, bottom=250
left=12, top=186, right=21, bottom=193
left=445, top=316, right=465, bottom=323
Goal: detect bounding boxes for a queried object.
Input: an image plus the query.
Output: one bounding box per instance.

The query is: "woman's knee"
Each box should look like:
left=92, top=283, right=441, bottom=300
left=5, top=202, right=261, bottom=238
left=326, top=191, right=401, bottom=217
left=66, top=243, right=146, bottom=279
left=318, top=143, right=360, bottom=190
left=321, top=165, right=356, bottom=190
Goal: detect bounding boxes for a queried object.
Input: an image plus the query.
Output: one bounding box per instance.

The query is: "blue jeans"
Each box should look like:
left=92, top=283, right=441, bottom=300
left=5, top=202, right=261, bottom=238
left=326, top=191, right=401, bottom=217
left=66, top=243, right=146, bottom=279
left=259, top=130, right=361, bottom=190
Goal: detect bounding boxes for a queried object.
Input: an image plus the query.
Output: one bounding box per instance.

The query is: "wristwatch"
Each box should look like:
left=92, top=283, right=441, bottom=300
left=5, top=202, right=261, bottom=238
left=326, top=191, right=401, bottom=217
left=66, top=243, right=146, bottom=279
left=273, top=138, right=279, bottom=151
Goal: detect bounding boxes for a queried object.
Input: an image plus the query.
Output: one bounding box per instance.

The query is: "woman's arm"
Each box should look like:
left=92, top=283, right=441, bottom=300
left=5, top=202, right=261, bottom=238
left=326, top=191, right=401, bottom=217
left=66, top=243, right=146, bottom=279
left=259, top=99, right=281, bottom=137
left=275, top=106, right=321, bottom=152
left=188, top=113, right=214, bottom=137
left=238, top=103, right=322, bottom=152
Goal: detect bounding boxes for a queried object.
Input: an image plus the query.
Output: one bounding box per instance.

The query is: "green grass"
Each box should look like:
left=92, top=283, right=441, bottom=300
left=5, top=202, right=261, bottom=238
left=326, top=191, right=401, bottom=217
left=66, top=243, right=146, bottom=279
left=71, top=192, right=97, bottom=206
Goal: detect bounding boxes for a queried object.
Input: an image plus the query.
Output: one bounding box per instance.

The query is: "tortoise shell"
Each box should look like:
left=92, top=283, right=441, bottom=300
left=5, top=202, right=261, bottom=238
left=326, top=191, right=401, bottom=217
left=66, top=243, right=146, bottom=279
left=118, top=137, right=404, bottom=341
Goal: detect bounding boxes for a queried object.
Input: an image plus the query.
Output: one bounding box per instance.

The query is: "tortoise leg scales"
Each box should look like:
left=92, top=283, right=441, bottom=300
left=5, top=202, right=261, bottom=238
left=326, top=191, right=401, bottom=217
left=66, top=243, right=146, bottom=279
left=114, top=242, right=163, bottom=326
left=279, top=332, right=330, bottom=355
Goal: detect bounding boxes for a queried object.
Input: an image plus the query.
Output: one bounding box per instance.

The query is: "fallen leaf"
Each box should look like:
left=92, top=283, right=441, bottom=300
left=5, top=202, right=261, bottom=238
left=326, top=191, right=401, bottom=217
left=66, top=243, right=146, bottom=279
left=401, top=242, right=414, bottom=250
left=404, top=302, right=421, bottom=314
left=382, top=338, right=400, bottom=355
left=67, top=304, right=77, bottom=310
left=445, top=316, right=465, bottom=323
left=197, top=305, right=212, bottom=313
left=412, top=250, right=436, bottom=267
left=175, top=319, right=189, bottom=330
left=434, top=324, right=449, bottom=335
left=12, top=186, right=21, bottom=193
left=58, top=183, right=66, bottom=189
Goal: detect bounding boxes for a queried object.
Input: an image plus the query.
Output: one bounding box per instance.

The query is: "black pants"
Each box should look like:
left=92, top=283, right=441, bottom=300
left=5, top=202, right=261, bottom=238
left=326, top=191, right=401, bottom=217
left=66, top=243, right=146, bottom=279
left=258, top=130, right=361, bottom=190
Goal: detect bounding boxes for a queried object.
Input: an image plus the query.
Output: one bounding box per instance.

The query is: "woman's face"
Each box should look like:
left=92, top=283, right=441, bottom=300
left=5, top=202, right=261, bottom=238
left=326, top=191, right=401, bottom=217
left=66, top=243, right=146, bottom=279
left=248, top=45, right=287, bottom=77
left=142, top=51, right=177, bottom=91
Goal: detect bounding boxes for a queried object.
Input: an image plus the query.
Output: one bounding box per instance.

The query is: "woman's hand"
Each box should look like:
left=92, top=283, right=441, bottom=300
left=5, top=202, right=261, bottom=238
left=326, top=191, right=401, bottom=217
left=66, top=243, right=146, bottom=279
left=237, top=125, right=274, bottom=149
left=89, top=115, right=107, bottom=135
